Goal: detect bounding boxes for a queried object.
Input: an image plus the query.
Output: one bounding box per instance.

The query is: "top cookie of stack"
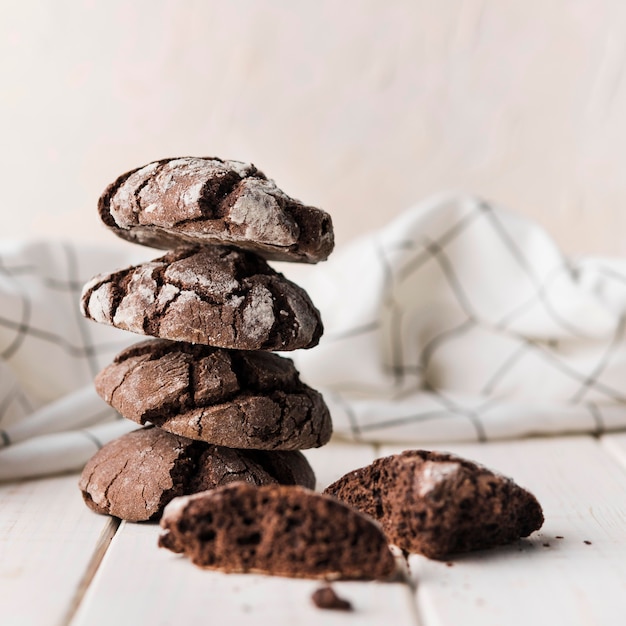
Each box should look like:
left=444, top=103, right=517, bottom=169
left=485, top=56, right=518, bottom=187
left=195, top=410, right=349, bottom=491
left=82, top=157, right=334, bottom=352
left=98, top=156, right=334, bottom=263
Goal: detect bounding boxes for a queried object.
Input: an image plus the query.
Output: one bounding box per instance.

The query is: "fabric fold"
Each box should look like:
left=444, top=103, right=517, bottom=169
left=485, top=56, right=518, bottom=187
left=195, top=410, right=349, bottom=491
left=2, top=193, right=626, bottom=480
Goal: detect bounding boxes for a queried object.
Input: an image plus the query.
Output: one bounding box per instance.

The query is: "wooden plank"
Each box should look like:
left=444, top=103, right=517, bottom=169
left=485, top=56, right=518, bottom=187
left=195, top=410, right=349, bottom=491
left=600, top=432, right=626, bottom=472
left=71, top=521, right=418, bottom=626
left=0, top=473, right=116, bottom=626
left=380, top=436, right=626, bottom=626
left=71, top=442, right=418, bottom=626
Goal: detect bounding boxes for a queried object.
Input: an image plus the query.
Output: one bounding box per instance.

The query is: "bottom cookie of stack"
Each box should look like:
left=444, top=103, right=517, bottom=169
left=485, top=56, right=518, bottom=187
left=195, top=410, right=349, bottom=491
left=79, top=425, right=316, bottom=522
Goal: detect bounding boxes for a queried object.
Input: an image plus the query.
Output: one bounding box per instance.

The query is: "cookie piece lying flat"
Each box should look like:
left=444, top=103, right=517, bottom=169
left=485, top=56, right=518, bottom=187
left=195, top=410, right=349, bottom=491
left=311, top=586, right=353, bottom=611
left=159, top=483, right=397, bottom=580
left=95, top=339, right=332, bottom=450
left=324, top=450, right=544, bottom=559
left=79, top=426, right=316, bottom=522
left=98, top=156, right=334, bottom=263
left=81, top=245, right=323, bottom=351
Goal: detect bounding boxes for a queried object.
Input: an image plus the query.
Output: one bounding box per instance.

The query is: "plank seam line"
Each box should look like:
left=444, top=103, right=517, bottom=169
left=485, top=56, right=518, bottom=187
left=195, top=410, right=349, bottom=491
left=60, top=516, right=121, bottom=626
left=598, top=434, right=626, bottom=478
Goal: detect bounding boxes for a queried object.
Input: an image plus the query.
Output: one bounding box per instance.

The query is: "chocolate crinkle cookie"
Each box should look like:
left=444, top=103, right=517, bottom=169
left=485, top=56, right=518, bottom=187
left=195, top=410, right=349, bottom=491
left=158, top=483, right=397, bottom=580
left=324, top=450, right=544, bottom=560
left=98, top=156, right=334, bottom=263
left=80, top=245, right=323, bottom=351
left=79, top=426, right=316, bottom=522
left=94, top=339, right=332, bottom=450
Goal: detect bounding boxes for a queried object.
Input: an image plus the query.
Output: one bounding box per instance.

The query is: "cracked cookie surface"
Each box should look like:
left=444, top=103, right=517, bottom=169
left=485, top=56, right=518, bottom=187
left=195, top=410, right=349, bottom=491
left=159, top=483, right=397, bottom=580
left=78, top=425, right=316, bottom=522
left=98, top=156, right=334, bottom=263
left=324, top=450, right=544, bottom=559
left=80, top=245, right=323, bottom=351
left=94, top=339, right=332, bottom=450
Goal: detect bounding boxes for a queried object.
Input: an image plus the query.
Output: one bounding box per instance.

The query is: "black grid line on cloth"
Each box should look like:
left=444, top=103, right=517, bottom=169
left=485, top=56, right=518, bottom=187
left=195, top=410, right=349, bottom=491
left=471, top=395, right=508, bottom=415
left=378, top=230, right=484, bottom=395
left=424, top=384, right=488, bottom=442
left=419, top=317, right=476, bottom=374
left=0, top=263, right=84, bottom=291
left=63, top=243, right=100, bottom=378
left=569, top=315, right=626, bottom=404
left=376, top=241, right=407, bottom=388
left=0, top=314, right=129, bottom=358
left=387, top=376, right=439, bottom=401
left=81, top=429, right=104, bottom=450
left=480, top=341, right=530, bottom=396
left=329, top=374, right=430, bottom=399
left=372, top=318, right=477, bottom=404
left=589, top=264, right=626, bottom=289
left=524, top=338, right=626, bottom=402
left=388, top=305, right=406, bottom=387
left=0, top=387, right=18, bottom=425
left=324, top=321, right=380, bottom=344
left=381, top=236, right=483, bottom=387
left=357, top=409, right=459, bottom=433
left=422, top=238, right=480, bottom=320
left=586, top=402, right=606, bottom=435
left=493, top=263, right=574, bottom=331
left=326, top=390, right=363, bottom=440
left=323, top=381, right=399, bottom=396
left=15, top=389, right=33, bottom=414
left=396, top=203, right=485, bottom=284
left=72, top=407, right=119, bottom=429
left=0, top=255, right=33, bottom=360
left=480, top=202, right=590, bottom=339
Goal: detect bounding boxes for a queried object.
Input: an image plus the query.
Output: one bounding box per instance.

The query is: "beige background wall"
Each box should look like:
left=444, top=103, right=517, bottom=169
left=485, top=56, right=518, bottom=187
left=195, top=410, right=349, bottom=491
left=2, top=0, right=626, bottom=255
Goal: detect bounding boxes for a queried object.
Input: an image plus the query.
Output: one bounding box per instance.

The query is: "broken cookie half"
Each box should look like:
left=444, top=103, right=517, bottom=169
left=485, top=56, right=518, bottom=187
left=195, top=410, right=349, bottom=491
left=159, top=483, right=397, bottom=580
left=324, top=450, right=544, bottom=559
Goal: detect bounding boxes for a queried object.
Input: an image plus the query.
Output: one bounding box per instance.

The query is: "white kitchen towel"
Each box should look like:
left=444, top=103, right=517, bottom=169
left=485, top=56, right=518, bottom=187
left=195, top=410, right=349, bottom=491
left=2, top=192, right=626, bottom=481
left=284, top=192, right=626, bottom=443
left=0, top=241, right=146, bottom=481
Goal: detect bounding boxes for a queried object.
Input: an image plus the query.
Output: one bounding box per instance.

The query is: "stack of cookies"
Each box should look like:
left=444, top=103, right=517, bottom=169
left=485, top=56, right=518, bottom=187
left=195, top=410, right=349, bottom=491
left=78, top=157, right=335, bottom=522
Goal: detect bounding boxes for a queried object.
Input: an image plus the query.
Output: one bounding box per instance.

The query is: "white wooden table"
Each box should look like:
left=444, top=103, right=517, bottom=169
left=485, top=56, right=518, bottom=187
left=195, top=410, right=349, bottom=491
left=3, top=434, right=626, bottom=626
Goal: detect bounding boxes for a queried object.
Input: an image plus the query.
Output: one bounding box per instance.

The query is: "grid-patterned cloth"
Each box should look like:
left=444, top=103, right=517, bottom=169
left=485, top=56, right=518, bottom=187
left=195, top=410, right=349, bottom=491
left=0, top=242, right=146, bottom=480
left=285, top=193, right=626, bottom=444
left=2, top=193, right=626, bottom=481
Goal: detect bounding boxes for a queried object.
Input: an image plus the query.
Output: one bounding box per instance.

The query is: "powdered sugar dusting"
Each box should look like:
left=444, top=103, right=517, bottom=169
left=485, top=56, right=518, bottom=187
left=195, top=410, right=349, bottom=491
left=157, top=283, right=180, bottom=308
left=87, top=283, right=115, bottom=323
left=164, top=259, right=239, bottom=298
left=418, top=461, right=461, bottom=496
left=229, top=179, right=298, bottom=246
left=113, top=264, right=159, bottom=331
left=242, top=284, right=275, bottom=341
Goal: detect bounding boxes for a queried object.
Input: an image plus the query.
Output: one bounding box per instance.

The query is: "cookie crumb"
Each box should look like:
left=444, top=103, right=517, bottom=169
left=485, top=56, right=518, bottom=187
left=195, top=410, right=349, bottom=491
left=311, top=586, right=353, bottom=611
left=555, top=536, right=564, bottom=539
left=542, top=543, right=550, bottom=548
left=446, top=562, right=454, bottom=567
left=584, top=540, right=592, bottom=545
